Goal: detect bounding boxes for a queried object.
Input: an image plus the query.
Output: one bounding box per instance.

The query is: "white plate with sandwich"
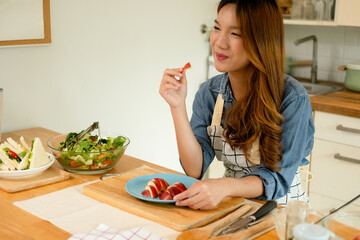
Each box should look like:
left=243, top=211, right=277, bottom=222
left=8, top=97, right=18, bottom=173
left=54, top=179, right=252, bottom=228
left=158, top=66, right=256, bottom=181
left=0, top=137, right=54, bottom=179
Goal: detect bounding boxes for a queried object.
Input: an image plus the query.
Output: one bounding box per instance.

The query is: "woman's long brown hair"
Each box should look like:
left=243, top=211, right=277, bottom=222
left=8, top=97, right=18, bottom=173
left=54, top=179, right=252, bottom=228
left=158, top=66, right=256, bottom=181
left=219, top=0, right=285, bottom=171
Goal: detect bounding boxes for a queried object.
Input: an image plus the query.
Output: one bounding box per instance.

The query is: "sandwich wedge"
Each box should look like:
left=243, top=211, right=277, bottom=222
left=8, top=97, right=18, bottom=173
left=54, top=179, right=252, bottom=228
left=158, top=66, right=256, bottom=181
left=0, top=137, right=51, bottom=171
left=7, top=137, right=27, bottom=153
left=0, top=144, right=19, bottom=171
left=29, top=138, right=51, bottom=169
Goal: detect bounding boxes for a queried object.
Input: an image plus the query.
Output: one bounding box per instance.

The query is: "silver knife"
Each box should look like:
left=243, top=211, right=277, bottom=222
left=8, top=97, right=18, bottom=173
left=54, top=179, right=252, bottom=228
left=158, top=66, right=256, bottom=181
left=217, top=200, right=277, bottom=236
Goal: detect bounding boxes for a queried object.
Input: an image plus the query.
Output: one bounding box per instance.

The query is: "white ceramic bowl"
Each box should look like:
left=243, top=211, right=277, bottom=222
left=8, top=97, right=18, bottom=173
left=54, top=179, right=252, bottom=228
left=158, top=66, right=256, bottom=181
left=0, top=153, right=54, bottom=179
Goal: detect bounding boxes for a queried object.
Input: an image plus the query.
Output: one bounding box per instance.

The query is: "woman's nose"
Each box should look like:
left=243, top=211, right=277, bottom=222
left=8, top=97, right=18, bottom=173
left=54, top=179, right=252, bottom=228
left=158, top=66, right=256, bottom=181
left=214, top=32, right=228, bottom=49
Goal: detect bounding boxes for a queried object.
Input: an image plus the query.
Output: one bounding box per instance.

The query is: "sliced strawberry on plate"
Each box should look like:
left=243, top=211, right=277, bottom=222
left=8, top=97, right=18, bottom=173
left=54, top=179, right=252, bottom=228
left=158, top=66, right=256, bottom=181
left=148, top=179, right=162, bottom=194
left=141, top=189, right=151, bottom=197
left=173, top=182, right=187, bottom=192
left=143, top=185, right=159, bottom=198
left=159, top=189, right=172, bottom=200
left=168, top=185, right=182, bottom=198
left=156, top=178, right=169, bottom=191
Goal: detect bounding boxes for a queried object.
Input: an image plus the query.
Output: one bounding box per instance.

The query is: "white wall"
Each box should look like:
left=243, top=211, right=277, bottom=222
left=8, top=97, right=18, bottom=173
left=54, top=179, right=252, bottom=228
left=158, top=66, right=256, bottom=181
left=285, top=25, right=360, bottom=83
left=0, top=0, right=219, bottom=172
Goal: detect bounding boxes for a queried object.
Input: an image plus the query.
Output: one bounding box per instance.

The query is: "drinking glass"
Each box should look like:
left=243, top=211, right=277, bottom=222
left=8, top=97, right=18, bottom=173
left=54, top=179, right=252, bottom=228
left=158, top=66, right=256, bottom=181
left=285, top=200, right=310, bottom=240
left=273, top=206, right=324, bottom=240
left=315, top=0, right=326, bottom=20
left=291, top=0, right=304, bottom=19
left=302, top=0, right=315, bottom=20
left=273, top=208, right=287, bottom=240
left=324, top=0, right=335, bottom=20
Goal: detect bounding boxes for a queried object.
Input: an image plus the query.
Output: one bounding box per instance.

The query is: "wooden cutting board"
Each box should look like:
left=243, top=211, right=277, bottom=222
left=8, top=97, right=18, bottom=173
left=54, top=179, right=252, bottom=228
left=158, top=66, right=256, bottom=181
left=0, top=167, right=71, bottom=193
left=83, top=166, right=245, bottom=232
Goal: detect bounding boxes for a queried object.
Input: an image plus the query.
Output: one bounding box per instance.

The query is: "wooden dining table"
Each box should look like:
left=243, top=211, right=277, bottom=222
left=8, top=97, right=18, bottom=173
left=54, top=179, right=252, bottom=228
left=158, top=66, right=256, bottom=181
left=0, top=127, right=285, bottom=239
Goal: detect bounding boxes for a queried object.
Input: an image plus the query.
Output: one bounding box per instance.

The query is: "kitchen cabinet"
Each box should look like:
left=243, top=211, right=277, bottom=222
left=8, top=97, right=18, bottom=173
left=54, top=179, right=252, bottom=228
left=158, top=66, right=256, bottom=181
left=284, top=0, right=360, bottom=27
left=309, top=111, right=360, bottom=214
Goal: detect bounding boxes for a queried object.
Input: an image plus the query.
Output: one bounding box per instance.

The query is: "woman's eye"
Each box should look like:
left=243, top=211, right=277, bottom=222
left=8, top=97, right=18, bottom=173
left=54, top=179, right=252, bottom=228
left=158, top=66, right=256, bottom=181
left=231, top=32, right=241, bottom=37
left=213, top=26, right=220, bottom=31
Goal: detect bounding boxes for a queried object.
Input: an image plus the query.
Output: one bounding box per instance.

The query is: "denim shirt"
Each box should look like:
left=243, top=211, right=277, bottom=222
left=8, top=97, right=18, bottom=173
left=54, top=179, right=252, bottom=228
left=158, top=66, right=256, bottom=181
left=188, top=73, right=315, bottom=200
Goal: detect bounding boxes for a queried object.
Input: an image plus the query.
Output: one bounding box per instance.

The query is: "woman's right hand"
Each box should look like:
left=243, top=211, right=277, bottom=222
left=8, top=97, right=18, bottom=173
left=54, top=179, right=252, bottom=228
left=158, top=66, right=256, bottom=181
left=159, top=67, right=188, bottom=108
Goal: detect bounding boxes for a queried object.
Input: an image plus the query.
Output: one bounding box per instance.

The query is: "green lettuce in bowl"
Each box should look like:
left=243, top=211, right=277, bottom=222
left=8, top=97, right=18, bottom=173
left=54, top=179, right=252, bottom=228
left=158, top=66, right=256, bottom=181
left=47, top=131, right=129, bottom=174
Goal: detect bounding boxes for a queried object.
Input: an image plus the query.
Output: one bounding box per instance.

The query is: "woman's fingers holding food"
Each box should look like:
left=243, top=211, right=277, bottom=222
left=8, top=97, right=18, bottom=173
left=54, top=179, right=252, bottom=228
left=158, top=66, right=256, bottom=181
left=162, top=68, right=183, bottom=81
left=175, top=190, right=215, bottom=210
left=160, top=77, right=180, bottom=92
left=174, top=182, right=207, bottom=205
left=174, top=179, right=227, bottom=210
left=159, top=67, right=188, bottom=108
left=160, top=68, right=183, bottom=90
left=173, top=188, right=194, bottom=201
left=175, top=191, right=202, bottom=208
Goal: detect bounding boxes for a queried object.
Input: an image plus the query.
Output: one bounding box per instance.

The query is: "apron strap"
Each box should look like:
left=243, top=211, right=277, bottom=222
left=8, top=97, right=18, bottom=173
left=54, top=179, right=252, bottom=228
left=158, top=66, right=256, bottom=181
left=211, top=93, right=224, bottom=126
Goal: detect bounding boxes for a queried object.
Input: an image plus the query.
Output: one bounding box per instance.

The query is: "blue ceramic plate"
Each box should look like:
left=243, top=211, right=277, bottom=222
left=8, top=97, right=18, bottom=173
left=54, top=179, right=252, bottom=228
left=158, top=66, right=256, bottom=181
left=125, top=173, right=198, bottom=203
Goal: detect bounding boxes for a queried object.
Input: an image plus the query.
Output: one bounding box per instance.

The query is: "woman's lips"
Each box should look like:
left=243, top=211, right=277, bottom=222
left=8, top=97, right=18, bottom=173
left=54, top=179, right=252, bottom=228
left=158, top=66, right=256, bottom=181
left=215, top=53, right=228, bottom=61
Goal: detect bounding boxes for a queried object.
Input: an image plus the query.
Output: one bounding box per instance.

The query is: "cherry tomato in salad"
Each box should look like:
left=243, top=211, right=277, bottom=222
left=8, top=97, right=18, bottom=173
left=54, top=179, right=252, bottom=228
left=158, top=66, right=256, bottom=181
left=70, top=160, right=84, bottom=167
left=101, top=159, right=112, bottom=166
left=90, top=164, right=99, bottom=169
left=7, top=150, right=19, bottom=159
left=89, top=136, right=97, bottom=142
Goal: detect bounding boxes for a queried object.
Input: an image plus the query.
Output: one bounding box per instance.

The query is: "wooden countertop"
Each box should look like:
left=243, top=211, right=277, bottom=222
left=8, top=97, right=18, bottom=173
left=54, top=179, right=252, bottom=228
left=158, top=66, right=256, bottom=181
left=0, top=127, right=279, bottom=240
left=294, top=77, right=360, bottom=118
left=310, top=89, right=360, bottom=118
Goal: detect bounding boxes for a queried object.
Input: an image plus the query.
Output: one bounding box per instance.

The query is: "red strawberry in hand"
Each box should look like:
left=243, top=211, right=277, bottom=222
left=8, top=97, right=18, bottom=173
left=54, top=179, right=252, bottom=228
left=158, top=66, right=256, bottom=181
left=181, top=62, right=191, bottom=72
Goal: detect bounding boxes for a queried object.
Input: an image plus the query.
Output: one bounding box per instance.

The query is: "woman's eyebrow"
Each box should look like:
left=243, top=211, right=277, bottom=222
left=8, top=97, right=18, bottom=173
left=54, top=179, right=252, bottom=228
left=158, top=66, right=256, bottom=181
left=214, top=19, right=240, bottom=30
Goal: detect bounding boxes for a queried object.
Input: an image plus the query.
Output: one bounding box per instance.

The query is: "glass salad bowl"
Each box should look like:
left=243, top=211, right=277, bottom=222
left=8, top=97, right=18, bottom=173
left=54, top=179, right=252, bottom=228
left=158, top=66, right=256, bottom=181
left=47, top=131, right=130, bottom=174
left=321, top=211, right=360, bottom=240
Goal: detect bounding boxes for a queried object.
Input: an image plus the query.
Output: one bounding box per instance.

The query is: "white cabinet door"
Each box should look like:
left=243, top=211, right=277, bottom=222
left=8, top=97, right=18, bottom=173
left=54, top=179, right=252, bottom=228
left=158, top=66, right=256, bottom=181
left=314, top=111, right=360, bottom=148
left=310, top=138, right=360, bottom=203
left=309, top=110, right=360, bottom=214
left=335, top=0, right=360, bottom=27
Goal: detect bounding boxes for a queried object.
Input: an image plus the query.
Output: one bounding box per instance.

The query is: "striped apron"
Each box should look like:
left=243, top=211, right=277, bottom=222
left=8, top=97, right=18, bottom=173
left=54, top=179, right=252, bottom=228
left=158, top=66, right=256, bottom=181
left=206, top=93, right=309, bottom=206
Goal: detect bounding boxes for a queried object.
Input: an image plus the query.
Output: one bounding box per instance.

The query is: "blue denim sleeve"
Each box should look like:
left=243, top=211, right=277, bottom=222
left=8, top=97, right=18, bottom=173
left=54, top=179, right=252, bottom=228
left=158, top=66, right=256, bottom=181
left=243, top=94, right=315, bottom=200
left=186, top=83, right=215, bottom=178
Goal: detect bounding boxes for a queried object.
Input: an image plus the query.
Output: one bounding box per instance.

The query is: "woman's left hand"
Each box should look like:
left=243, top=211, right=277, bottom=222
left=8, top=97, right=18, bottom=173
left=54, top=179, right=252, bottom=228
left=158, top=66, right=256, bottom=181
left=173, top=178, right=229, bottom=210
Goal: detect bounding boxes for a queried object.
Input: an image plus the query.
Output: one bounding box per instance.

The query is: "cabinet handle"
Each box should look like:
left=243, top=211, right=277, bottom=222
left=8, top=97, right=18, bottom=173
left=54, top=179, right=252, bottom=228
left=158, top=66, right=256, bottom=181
left=334, top=153, right=360, bottom=165
left=336, top=124, right=360, bottom=134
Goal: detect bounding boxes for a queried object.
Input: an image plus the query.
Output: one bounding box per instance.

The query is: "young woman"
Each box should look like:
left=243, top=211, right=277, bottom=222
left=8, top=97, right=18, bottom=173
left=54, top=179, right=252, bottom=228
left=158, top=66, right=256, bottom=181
left=159, top=0, right=314, bottom=210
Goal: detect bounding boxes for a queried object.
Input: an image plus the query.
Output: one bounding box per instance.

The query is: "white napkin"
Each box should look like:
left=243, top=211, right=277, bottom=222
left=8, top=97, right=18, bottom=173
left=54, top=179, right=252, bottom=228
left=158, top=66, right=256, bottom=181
left=14, top=178, right=179, bottom=239
left=68, top=224, right=168, bottom=240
